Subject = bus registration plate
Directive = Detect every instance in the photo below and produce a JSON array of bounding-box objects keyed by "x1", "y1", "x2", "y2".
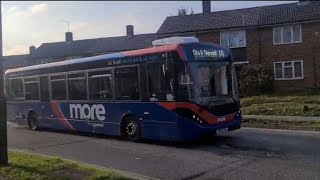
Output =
[{"x1": 216, "y1": 128, "x2": 228, "y2": 135}]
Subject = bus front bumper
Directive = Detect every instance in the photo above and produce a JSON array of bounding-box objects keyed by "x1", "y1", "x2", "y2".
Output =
[{"x1": 177, "y1": 116, "x2": 242, "y2": 141}]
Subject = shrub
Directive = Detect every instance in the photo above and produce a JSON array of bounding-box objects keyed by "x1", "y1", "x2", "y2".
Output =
[{"x1": 239, "y1": 64, "x2": 273, "y2": 96}]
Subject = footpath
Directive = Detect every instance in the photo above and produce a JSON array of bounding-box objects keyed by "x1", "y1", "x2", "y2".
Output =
[
  {"x1": 242, "y1": 115, "x2": 320, "y2": 131},
  {"x1": 243, "y1": 115, "x2": 320, "y2": 122}
]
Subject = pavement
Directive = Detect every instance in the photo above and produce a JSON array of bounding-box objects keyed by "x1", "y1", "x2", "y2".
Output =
[
  {"x1": 7, "y1": 122, "x2": 320, "y2": 180},
  {"x1": 243, "y1": 115, "x2": 320, "y2": 122}
]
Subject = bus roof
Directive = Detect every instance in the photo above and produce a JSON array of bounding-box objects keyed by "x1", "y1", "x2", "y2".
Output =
[{"x1": 5, "y1": 43, "x2": 183, "y2": 75}]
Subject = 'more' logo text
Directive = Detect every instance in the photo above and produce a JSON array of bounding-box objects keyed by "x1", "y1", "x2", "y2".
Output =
[{"x1": 69, "y1": 104, "x2": 105, "y2": 121}]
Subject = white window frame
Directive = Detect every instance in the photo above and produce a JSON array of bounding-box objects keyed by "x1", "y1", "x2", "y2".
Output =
[
  {"x1": 273, "y1": 24, "x2": 302, "y2": 45},
  {"x1": 273, "y1": 60, "x2": 304, "y2": 80},
  {"x1": 220, "y1": 30, "x2": 246, "y2": 48}
]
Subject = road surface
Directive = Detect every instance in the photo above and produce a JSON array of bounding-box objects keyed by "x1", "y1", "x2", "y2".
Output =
[{"x1": 8, "y1": 123, "x2": 320, "y2": 180}]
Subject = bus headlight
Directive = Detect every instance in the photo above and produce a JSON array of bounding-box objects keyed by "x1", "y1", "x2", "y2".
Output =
[
  {"x1": 174, "y1": 108, "x2": 207, "y2": 124},
  {"x1": 236, "y1": 108, "x2": 242, "y2": 117},
  {"x1": 192, "y1": 114, "x2": 203, "y2": 124}
]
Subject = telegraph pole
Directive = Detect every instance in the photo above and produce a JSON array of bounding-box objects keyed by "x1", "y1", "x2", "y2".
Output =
[{"x1": 0, "y1": 0, "x2": 8, "y2": 165}]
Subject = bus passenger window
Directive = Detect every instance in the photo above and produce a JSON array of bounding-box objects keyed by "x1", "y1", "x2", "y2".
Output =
[
  {"x1": 24, "y1": 77, "x2": 39, "y2": 100},
  {"x1": 50, "y1": 74, "x2": 66, "y2": 100},
  {"x1": 114, "y1": 66, "x2": 140, "y2": 100},
  {"x1": 10, "y1": 78, "x2": 24, "y2": 100},
  {"x1": 67, "y1": 72, "x2": 87, "y2": 100},
  {"x1": 88, "y1": 70, "x2": 113, "y2": 100}
]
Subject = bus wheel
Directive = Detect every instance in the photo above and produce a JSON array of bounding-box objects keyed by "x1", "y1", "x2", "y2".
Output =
[
  {"x1": 124, "y1": 119, "x2": 141, "y2": 142},
  {"x1": 27, "y1": 113, "x2": 39, "y2": 131}
]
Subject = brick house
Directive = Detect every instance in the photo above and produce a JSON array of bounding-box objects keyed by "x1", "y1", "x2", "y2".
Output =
[
  {"x1": 156, "y1": 1, "x2": 320, "y2": 91},
  {"x1": 3, "y1": 25, "x2": 157, "y2": 70}
]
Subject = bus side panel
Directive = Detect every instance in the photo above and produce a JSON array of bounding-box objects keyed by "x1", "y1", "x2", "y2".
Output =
[
  {"x1": 6, "y1": 102, "x2": 43, "y2": 127},
  {"x1": 139, "y1": 103, "x2": 181, "y2": 141},
  {"x1": 92, "y1": 102, "x2": 180, "y2": 138},
  {"x1": 42, "y1": 102, "x2": 93, "y2": 133},
  {"x1": 40, "y1": 102, "x2": 181, "y2": 139},
  {"x1": 40, "y1": 101, "x2": 76, "y2": 131}
]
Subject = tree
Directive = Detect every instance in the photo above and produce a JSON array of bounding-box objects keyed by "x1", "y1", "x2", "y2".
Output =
[
  {"x1": 190, "y1": 8, "x2": 194, "y2": 15},
  {"x1": 239, "y1": 64, "x2": 274, "y2": 96},
  {"x1": 177, "y1": 7, "x2": 194, "y2": 16},
  {"x1": 0, "y1": 1, "x2": 8, "y2": 166}
]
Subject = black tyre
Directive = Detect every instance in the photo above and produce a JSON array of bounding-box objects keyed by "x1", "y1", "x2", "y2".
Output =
[
  {"x1": 27, "y1": 113, "x2": 39, "y2": 131},
  {"x1": 124, "y1": 119, "x2": 141, "y2": 142}
]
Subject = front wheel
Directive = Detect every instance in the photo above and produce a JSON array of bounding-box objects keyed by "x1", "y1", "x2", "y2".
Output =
[
  {"x1": 27, "y1": 114, "x2": 39, "y2": 131},
  {"x1": 124, "y1": 119, "x2": 141, "y2": 142}
]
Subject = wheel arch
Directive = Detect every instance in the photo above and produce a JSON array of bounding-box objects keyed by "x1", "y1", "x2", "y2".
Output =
[
  {"x1": 120, "y1": 113, "x2": 135, "y2": 136},
  {"x1": 27, "y1": 109, "x2": 37, "y2": 121}
]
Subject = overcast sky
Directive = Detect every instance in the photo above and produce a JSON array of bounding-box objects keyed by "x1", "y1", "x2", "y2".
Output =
[{"x1": 2, "y1": 1, "x2": 295, "y2": 56}]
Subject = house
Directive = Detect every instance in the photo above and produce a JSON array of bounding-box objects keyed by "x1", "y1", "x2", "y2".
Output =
[
  {"x1": 157, "y1": 1, "x2": 320, "y2": 91},
  {"x1": 3, "y1": 54, "x2": 30, "y2": 71},
  {"x1": 3, "y1": 25, "x2": 157, "y2": 70}
]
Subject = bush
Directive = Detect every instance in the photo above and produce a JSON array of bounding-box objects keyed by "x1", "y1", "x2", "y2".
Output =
[{"x1": 239, "y1": 64, "x2": 273, "y2": 96}]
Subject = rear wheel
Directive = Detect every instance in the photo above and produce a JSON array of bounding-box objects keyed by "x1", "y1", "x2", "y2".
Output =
[
  {"x1": 27, "y1": 113, "x2": 38, "y2": 131},
  {"x1": 123, "y1": 119, "x2": 141, "y2": 142}
]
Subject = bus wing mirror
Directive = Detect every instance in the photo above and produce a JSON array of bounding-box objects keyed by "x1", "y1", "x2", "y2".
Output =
[{"x1": 162, "y1": 63, "x2": 167, "y2": 76}]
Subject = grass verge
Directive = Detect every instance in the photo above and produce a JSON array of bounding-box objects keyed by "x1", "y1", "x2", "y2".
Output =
[
  {"x1": 241, "y1": 95, "x2": 320, "y2": 116},
  {"x1": 0, "y1": 151, "x2": 132, "y2": 180},
  {"x1": 242, "y1": 118, "x2": 320, "y2": 131}
]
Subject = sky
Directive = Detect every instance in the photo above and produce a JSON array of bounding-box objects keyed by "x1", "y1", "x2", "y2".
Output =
[{"x1": 2, "y1": 1, "x2": 295, "y2": 56}]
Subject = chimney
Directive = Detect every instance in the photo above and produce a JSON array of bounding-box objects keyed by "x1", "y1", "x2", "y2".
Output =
[
  {"x1": 65, "y1": 32, "x2": 73, "y2": 42},
  {"x1": 126, "y1": 25, "x2": 134, "y2": 36},
  {"x1": 202, "y1": 0, "x2": 211, "y2": 13},
  {"x1": 29, "y1": 45, "x2": 36, "y2": 55}
]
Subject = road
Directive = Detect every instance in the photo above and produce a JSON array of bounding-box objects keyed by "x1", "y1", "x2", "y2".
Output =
[{"x1": 7, "y1": 123, "x2": 320, "y2": 180}]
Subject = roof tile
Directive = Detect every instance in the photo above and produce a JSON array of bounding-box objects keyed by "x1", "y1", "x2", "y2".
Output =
[
  {"x1": 32, "y1": 33, "x2": 158, "y2": 59},
  {"x1": 157, "y1": 2, "x2": 320, "y2": 34}
]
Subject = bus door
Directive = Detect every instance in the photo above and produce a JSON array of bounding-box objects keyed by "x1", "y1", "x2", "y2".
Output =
[{"x1": 39, "y1": 75, "x2": 51, "y2": 127}]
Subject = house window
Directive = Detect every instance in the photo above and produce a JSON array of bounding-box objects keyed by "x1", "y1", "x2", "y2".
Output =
[
  {"x1": 220, "y1": 30, "x2": 246, "y2": 48},
  {"x1": 273, "y1": 25, "x2": 302, "y2": 44},
  {"x1": 274, "y1": 60, "x2": 303, "y2": 80}
]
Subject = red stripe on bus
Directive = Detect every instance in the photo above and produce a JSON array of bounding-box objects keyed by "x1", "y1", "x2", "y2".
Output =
[
  {"x1": 158, "y1": 102, "x2": 236, "y2": 125},
  {"x1": 122, "y1": 44, "x2": 182, "y2": 58},
  {"x1": 51, "y1": 101, "x2": 75, "y2": 130}
]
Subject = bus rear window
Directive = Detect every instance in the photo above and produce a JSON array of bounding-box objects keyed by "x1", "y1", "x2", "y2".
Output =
[{"x1": 10, "y1": 79, "x2": 24, "y2": 100}]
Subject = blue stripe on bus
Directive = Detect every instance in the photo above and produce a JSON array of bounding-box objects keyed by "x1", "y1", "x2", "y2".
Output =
[{"x1": 5, "y1": 53, "x2": 126, "y2": 74}]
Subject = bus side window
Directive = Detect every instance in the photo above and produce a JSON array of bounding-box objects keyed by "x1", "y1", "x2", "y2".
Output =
[
  {"x1": 9, "y1": 78, "x2": 24, "y2": 100},
  {"x1": 40, "y1": 76, "x2": 50, "y2": 101},
  {"x1": 50, "y1": 74, "x2": 67, "y2": 100},
  {"x1": 147, "y1": 62, "x2": 174, "y2": 101},
  {"x1": 67, "y1": 72, "x2": 87, "y2": 100},
  {"x1": 139, "y1": 64, "x2": 149, "y2": 101},
  {"x1": 88, "y1": 70, "x2": 113, "y2": 100},
  {"x1": 114, "y1": 66, "x2": 140, "y2": 100},
  {"x1": 24, "y1": 77, "x2": 39, "y2": 100}
]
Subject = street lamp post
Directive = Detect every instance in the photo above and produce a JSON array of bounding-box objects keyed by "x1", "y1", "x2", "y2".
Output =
[{"x1": 0, "y1": 0, "x2": 8, "y2": 165}]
